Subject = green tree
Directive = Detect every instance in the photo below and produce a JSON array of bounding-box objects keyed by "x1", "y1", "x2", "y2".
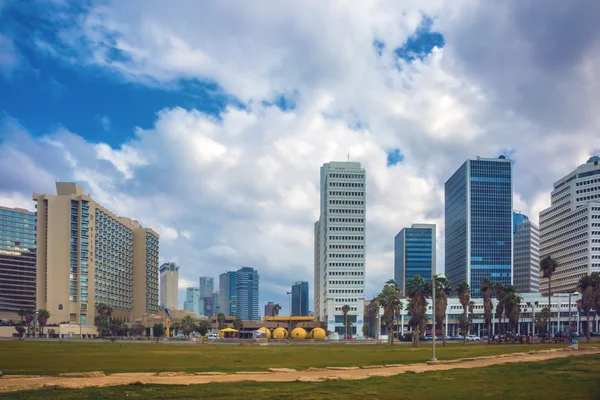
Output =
[
  {"x1": 18, "y1": 309, "x2": 27, "y2": 324},
  {"x1": 341, "y1": 304, "x2": 351, "y2": 339},
  {"x1": 232, "y1": 317, "x2": 243, "y2": 332},
  {"x1": 15, "y1": 325, "x2": 25, "y2": 338},
  {"x1": 480, "y1": 278, "x2": 494, "y2": 344},
  {"x1": 406, "y1": 274, "x2": 428, "y2": 347},
  {"x1": 426, "y1": 275, "x2": 451, "y2": 347},
  {"x1": 153, "y1": 323, "x2": 165, "y2": 337},
  {"x1": 24, "y1": 309, "x2": 34, "y2": 327},
  {"x1": 197, "y1": 319, "x2": 212, "y2": 336},
  {"x1": 455, "y1": 281, "x2": 470, "y2": 344},
  {"x1": 503, "y1": 292, "x2": 522, "y2": 337},
  {"x1": 374, "y1": 279, "x2": 402, "y2": 345},
  {"x1": 217, "y1": 313, "x2": 226, "y2": 330},
  {"x1": 273, "y1": 304, "x2": 281, "y2": 317},
  {"x1": 181, "y1": 315, "x2": 196, "y2": 336},
  {"x1": 494, "y1": 283, "x2": 505, "y2": 341},
  {"x1": 540, "y1": 255, "x2": 558, "y2": 335},
  {"x1": 579, "y1": 272, "x2": 600, "y2": 342},
  {"x1": 95, "y1": 303, "x2": 113, "y2": 337},
  {"x1": 37, "y1": 309, "x2": 50, "y2": 337},
  {"x1": 535, "y1": 306, "x2": 551, "y2": 335}
]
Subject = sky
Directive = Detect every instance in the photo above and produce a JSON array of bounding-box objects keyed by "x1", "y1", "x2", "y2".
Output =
[{"x1": 0, "y1": 0, "x2": 599, "y2": 315}]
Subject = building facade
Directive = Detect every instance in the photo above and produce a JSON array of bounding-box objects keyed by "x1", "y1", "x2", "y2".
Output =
[
  {"x1": 445, "y1": 156, "x2": 513, "y2": 297},
  {"x1": 0, "y1": 206, "x2": 37, "y2": 319},
  {"x1": 264, "y1": 301, "x2": 275, "y2": 317},
  {"x1": 236, "y1": 266, "x2": 259, "y2": 321},
  {"x1": 159, "y1": 262, "x2": 179, "y2": 309},
  {"x1": 219, "y1": 271, "x2": 237, "y2": 316},
  {"x1": 33, "y1": 182, "x2": 159, "y2": 326},
  {"x1": 394, "y1": 224, "x2": 436, "y2": 296},
  {"x1": 292, "y1": 281, "x2": 309, "y2": 316},
  {"x1": 183, "y1": 287, "x2": 200, "y2": 314},
  {"x1": 513, "y1": 212, "x2": 540, "y2": 293},
  {"x1": 539, "y1": 156, "x2": 600, "y2": 294},
  {"x1": 314, "y1": 161, "x2": 366, "y2": 335},
  {"x1": 199, "y1": 277, "x2": 214, "y2": 298}
]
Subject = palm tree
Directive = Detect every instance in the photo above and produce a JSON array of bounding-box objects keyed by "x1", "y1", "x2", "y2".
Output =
[
  {"x1": 197, "y1": 319, "x2": 212, "y2": 337},
  {"x1": 480, "y1": 278, "x2": 494, "y2": 344},
  {"x1": 217, "y1": 313, "x2": 226, "y2": 330},
  {"x1": 181, "y1": 315, "x2": 196, "y2": 336},
  {"x1": 494, "y1": 283, "x2": 505, "y2": 342},
  {"x1": 37, "y1": 309, "x2": 50, "y2": 337},
  {"x1": 18, "y1": 309, "x2": 26, "y2": 324},
  {"x1": 232, "y1": 317, "x2": 243, "y2": 332},
  {"x1": 374, "y1": 279, "x2": 402, "y2": 345},
  {"x1": 273, "y1": 304, "x2": 281, "y2": 317},
  {"x1": 15, "y1": 326, "x2": 26, "y2": 338},
  {"x1": 503, "y1": 292, "x2": 522, "y2": 339},
  {"x1": 427, "y1": 275, "x2": 451, "y2": 347},
  {"x1": 540, "y1": 255, "x2": 558, "y2": 335},
  {"x1": 579, "y1": 272, "x2": 600, "y2": 343},
  {"x1": 406, "y1": 274, "x2": 428, "y2": 347},
  {"x1": 24, "y1": 309, "x2": 34, "y2": 327},
  {"x1": 342, "y1": 304, "x2": 351, "y2": 339},
  {"x1": 455, "y1": 281, "x2": 470, "y2": 344}
]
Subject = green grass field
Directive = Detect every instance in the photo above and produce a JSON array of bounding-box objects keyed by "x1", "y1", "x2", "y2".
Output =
[
  {"x1": 2, "y1": 354, "x2": 599, "y2": 400},
  {"x1": 0, "y1": 340, "x2": 596, "y2": 375}
]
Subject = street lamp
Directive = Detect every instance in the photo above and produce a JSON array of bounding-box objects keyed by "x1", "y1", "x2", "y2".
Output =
[
  {"x1": 431, "y1": 274, "x2": 447, "y2": 362},
  {"x1": 568, "y1": 292, "x2": 580, "y2": 346},
  {"x1": 287, "y1": 291, "x2": 292, "y2": 337}
]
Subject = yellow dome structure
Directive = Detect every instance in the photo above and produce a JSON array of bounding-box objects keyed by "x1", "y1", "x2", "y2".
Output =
[
  {"x1": 310, "y1": 328, "x2": 327, "y2": 340},
  {"x1": 291, "y1": 327, "x2": 307, "y2": 340},
  {"x1": 257, "y1": 327, "x2": 271, "y2": 339},
  {"x1": 272, "y1": 327, "x2": 289, "y2": 339}
]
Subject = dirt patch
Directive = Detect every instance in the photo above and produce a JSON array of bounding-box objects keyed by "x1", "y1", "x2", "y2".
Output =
[
  {"x1": 268, "y1": 368, "x2": 297, "y2": 373},
  {"x1": 1, "y1": 348, "x2": 599, "y2": 393},
  {"x1": 59, "y1": 372, "x2": 105, "y2": 378}
]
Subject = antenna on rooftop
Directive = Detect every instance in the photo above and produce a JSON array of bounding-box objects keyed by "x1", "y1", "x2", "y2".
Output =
[{"x1": 347, "y1": 150, "x2": 350, "y2": 162}]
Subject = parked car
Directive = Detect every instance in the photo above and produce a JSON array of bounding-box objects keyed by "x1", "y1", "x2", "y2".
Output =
[
  {"x1": 207, "y1": 333, "x2": 218, "y2": 340},
  {"x1": 451, "y1": 334, "x2": 464, "y2": 341},
  {"x1": 466, "y1": 335, "x2": 481, "y2": 342}
]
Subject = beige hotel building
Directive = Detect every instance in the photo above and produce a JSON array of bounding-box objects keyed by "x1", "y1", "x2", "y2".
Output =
[{"x1": 33, "y1": 183, "x2": 160, "y2": 326}]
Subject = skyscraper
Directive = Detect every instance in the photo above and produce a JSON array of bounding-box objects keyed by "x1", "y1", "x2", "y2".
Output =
[
  {"x1": 513, "y1": 212, "x2": 540, "y2": 293},
  {"x1": 0, "y1": 206, "x2": 36, "y2": 319},
  {"x1": 394, "y1": 224, "x2": 436, "y2": 295},
  {"x1": 292, "y1": 281, "x2": 309, "y2": 316},
  {"x1": 199, "y1": 277, "x2": 214, "y2": 298},
  {"x1": 314, "y1": 161, "x2": 366, "y2": 335},
  {"x1": 539, "y1": 156, "x2": 600, "y2": 294},
  {"x1": 219, "y1": 271, "x2": 237, "y2": 316},
  {"x1": 183, "y1": 287, "x2": 200, "y2": 314},
  {"x1": 33, "y1": 182, "x2": 159, "y2": 326},
  {"x1": 236, "y1": 266, "x2": 259, "y2": 321},
  {"x1": 445, "y1": 156, "x2": 513, "y2": 297},
  {"x1": 264, "y1": 301, "x2": 275, "y2": 317},
  {"x1": 159, "y1": 262, "x2": 179, "y2": 309}
]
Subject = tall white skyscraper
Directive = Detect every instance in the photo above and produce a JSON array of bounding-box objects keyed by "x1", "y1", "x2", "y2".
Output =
[
  {"x1": 159, "y1": 262, "x2": 179, "y2": 309},
  {"x1": 314, "y1": 161, "x2": 366, "y2": 336},
  {"x1": 539, "y1": 156, "x2": 600, "y2": 294}
]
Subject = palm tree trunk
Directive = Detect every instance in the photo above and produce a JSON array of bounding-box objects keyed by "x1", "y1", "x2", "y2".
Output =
[
  {"x1": 548, "y1": 276, "x2": 552, "y2": 337},
  {"x1": 388, "y1": 323, "x2": 393, "y2": 345},
  {"x1": 463, "y1": 309, "x2": 467, "y2": 345},
  {"x1": 413, "y1": 325, "x2": 420, "y2": 347},
  {"x1": 587, "y1": 311, "x2": 591, "y2": 343},
  {"x1": 441, "y1": 320, "x2": 446, "y2": 347}
]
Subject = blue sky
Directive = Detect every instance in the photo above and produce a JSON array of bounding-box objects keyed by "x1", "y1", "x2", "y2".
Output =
[{"x1": 0, "y1": 0, "x2": 596, "y2": 314}]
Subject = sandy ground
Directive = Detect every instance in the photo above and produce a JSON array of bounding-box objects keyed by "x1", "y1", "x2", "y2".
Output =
[{"x1": 1, "y1": 347, "x2": 598, "y2": 393}]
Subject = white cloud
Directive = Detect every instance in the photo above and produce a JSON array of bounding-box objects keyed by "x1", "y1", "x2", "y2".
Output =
[
  {"x1": 2, "y1": 0, "x2": 600, "y2": 313},
  {"x1": 99, "y1": 115, "x2": 111, "y2": 131},
  {"x1": 0, "y1": 33, "x2": 18, "y2": 75}
]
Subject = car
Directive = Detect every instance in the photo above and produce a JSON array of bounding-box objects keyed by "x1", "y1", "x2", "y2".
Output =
[
  {"x1": 466, "y1": 335, "x2": 481, "y2": 342},
  {"x1": 207, "y1": 333, "x2": 218, "y2": 340},
  {"x1": 451, "y1": 334, "x2": 464, "y2": 341}
]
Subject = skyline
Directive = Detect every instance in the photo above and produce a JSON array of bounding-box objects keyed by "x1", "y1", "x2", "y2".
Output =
[{"x1": 1, "y1": 1, "x2": 599, "y2": 315}]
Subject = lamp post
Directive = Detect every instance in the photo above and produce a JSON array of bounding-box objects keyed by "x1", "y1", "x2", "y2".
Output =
[
  {"x1": 431, "y1": 274, "x2": 447, "y2": 362},
  {"x1": 568, "y1": 292, "x2": 580, "y2": 346},
  {"x1": 287, "y1": 291, "x2": 292, "y2": 337}
]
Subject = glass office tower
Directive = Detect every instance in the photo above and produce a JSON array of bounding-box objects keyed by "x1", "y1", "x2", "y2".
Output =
[
  {"x1": 292, "y1": 281, "x2": 309, "y2": 316},
  {"x1": 394, "y1": 224, "x2": 436, "y2": 296},
  {"x1": 445, "y1": 156, "x2": 513, "y2": 297}
]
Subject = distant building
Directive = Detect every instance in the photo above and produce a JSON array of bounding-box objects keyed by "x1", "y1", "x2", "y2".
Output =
[
  {"x1": 199, "y1": 276, "x2": 214, "y2": 298},
  {"x1": 33, "y1": 182, "x2": 159, "y2": 326},
  {"x1": 394, "y1": 224, "x2": 436, "y2": 295},
  {"x1": 211, "y1": 291, "x2": 220, "y2": 316},
  {"x1": 445, "y1": 156, "x2": 513, "y2": 297},
  {"x1": 159, "y1": 262, "x2": 179, "y2": 309},
  {"x1": 540, "y1": 156, "x2": 600, "y2": 294},
  {"x1": 314, "y1": 161, "x2": 366, "y2": 336},
  {"x1": 513, "y1": 212, "x2": 540, "y2": 293},
  {"x1": 264, "y1": 301, "x2": 275, "y2": 317},
  {"x1": 292, "y1": 281, "x2": 309, "y2": 316},
  {"x1": 183, "y1": 287, "x2": 200, "y2": 314},
  {"x1": 219, "y1": 271, "x2": 237, "y2": 316},
  {"x1": 0, "y1": 206, "x2": 36, "y2": 319},
  {"x1": 236, "y1": 266, "x2": 259, "y2": 321}
]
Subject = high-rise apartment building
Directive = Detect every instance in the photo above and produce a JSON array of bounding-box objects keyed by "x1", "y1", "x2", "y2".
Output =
[
  {"x1": 394, "y1": 224, "x2": 436, "y2": 296},
  {"x1": 33, "y1": 182, "x2": 159, "y2": 326},
  {"x1": 183, "y1": 287, "x2": 200, "y2": 314},
  {"x1": 211, "y1": 291, "x2": 219, "y2": 316},
  {"x1": 264, "y1": 301, "x2": 275, "y2": 317},
  {"x1": 314, "y1": 161, "x2": 366, "y2": 335},
  {"x1": 199, "y1": 276, "x2": 214, "y2": 298},
  {"x1": 539, "y1": 156, "x2": 600, "y2": 294},
  {"x1": 236, "y1": 266, "x2": 259, "y2": 321},
  {"x1": 219, "y1": 271, "x2": 237, "y2": 316},
  {"x1": 0, "y1": 206, "x2": 36, "y2": 319},
  {"x1": 513, "y1": 212, "x2": 540, "y2": 293},
  {"x1": 292, "y1": 281, "x2": 309, "y2": 316},
  {"x1": 159, "y1": 262, "x2": 179, "y2": 309},
  {"x1": 445, "y1": 156, "x2": 513, "y2": 297}
]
